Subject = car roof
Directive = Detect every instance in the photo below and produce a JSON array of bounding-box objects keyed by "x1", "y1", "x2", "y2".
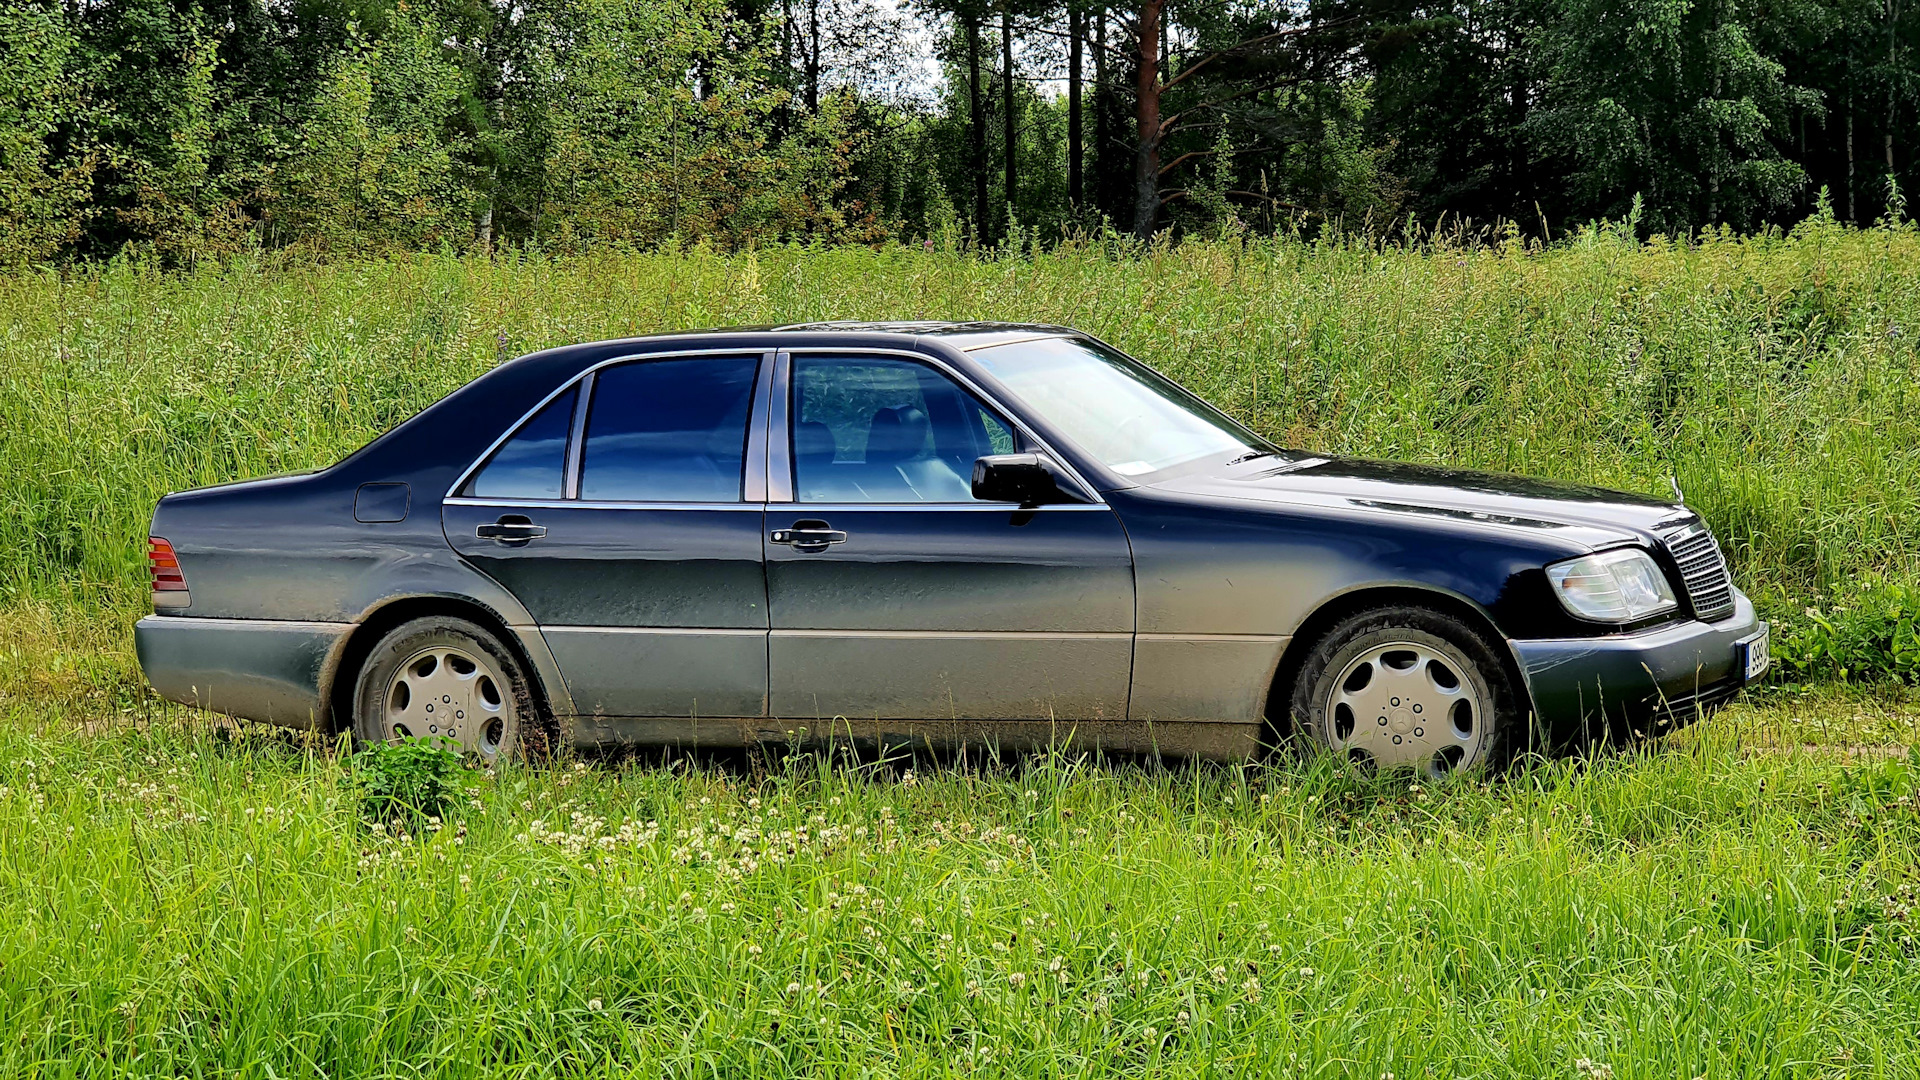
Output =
[
  {"x1": 768, "y1": 321, "x2": 1076, "y2": 350},
  {"x1": 566, "y1": 321, "x2": 1081, "y2": 352}
]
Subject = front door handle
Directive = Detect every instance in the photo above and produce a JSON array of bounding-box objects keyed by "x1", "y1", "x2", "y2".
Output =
[
  {"x1": 771, "y1": 519, "x2": 848, "y2": 552},
  {"x1": 476, "y1": 515, "x2": 547, "y2": 545}
]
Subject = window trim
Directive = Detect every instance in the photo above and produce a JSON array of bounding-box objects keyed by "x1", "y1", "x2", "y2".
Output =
[
  {"x1": 446, "y1": 348, "x2": 776, "y2": 504},
  {"x1": 445, "y1": 344, "x2": 1103, "y2": 509},
  {"x1": 772, "y1": 346, "x2": 1103, "y2": 507},
  {"x1": 457, "y1": 382, "x2": 580, "y2": 503}
]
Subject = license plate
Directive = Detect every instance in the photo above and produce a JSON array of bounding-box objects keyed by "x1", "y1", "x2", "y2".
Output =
[{"x1": 1739, "y1": 624, "x2": 1770, "y2": 683}]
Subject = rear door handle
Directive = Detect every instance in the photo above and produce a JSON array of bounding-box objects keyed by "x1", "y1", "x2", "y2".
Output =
[
  {"x1": 476, "y1": 515, "x2": 547, "y2": 544},
  {"x1": 771, "y1": 519, "x2": 847, "y2": 551}
]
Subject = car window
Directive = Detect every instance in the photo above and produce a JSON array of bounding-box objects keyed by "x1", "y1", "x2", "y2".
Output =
[
  {"x1": 792, "y1": 356, "x2": 1016, "y2": 503},
  {"x1": 580, "y1": 356, "x2": 760, "y2": 502},
  {"x1": 970, "y1": 336, "x2": 1274, "y2": 477},
  {"x1": 466, "y1": 386, "x2": 578, "y2": 499}
]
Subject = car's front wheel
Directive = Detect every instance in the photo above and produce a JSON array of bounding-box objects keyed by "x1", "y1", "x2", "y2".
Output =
[
  {"x1": 1290, "y1": 605, "x2": 1525, "y2": 777},
  {"x1": 353, "y1": 616, "x2": 534, "y2": 763}
]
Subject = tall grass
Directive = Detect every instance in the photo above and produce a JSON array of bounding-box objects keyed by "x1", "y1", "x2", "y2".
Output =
[{"x1": 4, "y1": 221, "x2": 1918, "y2": 625}]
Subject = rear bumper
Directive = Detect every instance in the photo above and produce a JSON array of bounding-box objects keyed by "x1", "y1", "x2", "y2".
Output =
[
  {"x1": 1511, "y1": 589, "x2": 1761, "y2": 738},
  {"x1": 134, "y1": 615, "x2": 352, "y2": 730}
]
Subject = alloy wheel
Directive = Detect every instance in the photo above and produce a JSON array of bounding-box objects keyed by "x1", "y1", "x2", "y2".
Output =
[
  {"x1": 383, "y1": 644, "x2": 512, "y2": 759},
  {"x1": 1324, "y1": 638, "x2": 1490, "y2": 777}
]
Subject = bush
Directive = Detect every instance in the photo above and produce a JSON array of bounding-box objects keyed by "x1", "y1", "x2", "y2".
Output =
[
  {"x1": 349, "y1": 737, "x2": 471, "y2": 824},
  {"x1": 1772, "y1": 577, "x2": 1920, "y2": 685}
]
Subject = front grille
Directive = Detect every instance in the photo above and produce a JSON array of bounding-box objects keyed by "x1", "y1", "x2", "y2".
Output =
[{"x1": 1660, "y1": 523, "x2": 1736, "y2": 622}]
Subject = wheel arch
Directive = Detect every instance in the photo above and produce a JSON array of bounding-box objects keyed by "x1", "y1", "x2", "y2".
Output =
[
  {"x1": 1261, "y1": 585, "x2": 1536, "y2": 742},
  {"x1": 323, "y1": 594, "x2": 558, "y2": 737}
]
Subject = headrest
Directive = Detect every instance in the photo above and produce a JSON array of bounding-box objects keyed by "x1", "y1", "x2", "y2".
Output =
[
  {"x1": 794, "y1": 420, "x2": 837, "y2": 466},
  {"x1": 865, "y1": 406, "x2": 931, "y2": 464}
]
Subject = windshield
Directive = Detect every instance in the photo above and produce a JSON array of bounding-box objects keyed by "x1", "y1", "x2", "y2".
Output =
[{"x1": 969, "y1": 336, "x2": 1274, "y2": 477}]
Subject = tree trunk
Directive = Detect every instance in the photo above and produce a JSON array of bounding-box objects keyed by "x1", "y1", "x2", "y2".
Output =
[
  {"x1": 1003, "y1": 8, "x2": 1017, "y2": 228},
  {"x1": 1068, "y1": 4, "x2": 1083, "y2": 206},
  {"x1": 1131, "y1": 0, "x2": 1163, "y2": 240},
  {"x1": 1889, "y1": 0, "x2": 1900, "y2": 176},
  {"x1": 967, "y1": 17, "x2": 990, "y2": 240},
  {"x1": 806, "y1": 0, "x2": 820, "y2": 110},
  {"x1": 1094, "y1": 10, "x2": 1108, "y2": 218}
]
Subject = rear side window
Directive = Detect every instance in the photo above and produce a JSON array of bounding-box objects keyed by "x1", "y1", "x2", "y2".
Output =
[
  {"x1": 580, "y1": 356, "x2": 760, "y2": 502},
  {"x1": 466, "y1": 386, "x2": 578, "y2": 499}
]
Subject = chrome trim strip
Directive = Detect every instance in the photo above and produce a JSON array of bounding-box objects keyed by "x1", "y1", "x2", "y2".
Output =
[
  {"x1": 137, "y1": 615, "x2": 353, "y2": 632},
  {"x1": 1136, "y1": 633, "x2": 1286, "y2": 643},
  {"x1": 542, "y1": 625, "x2": 767, "y2": 636},
  {"x1": 956, "y1": 332, "x2": 1067, "y2": 352},
  {"x1": 561, "y1": 370, "x2": 594, "y2": 500},
  {"x1": 444, "y1": 347, "x2": 775, "y2": 501},
  {"x1": 445, "y1": 497, "x2": 764, "y2": 512},
  {"x1": 775, "y1": 345, "x2": 1104, "y2": 505},
  {"x1": 446, "y1": 496, "x2": 1107, "y2": 513},
  {"x1": 765, "y1": 502, "x2": 1112, "y2": 513},
  {"x1": 767, "y1": 350, "x2": 795, "y2": 503},
  {"x1": 742, "y1": 351, "x2": 776, "y2": 502},
  {"x1": 770, "y1": 629, "x2": 1131, "y2": 640}
]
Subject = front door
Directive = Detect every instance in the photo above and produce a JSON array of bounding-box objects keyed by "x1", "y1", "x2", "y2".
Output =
[
  {"x1": 444, "y1": 353, "x2": 770, "y2": 721},
  {"x1": 764, "y1": 353, "x2": 1135, "y2": 724}
]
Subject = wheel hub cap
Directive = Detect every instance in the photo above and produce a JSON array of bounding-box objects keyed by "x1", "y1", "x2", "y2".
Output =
[
  {"x1": 384, "y1": 646, "x2": 510, "y2": 759},
  {"x1": 1325, "y1": 640, "x2": 1488, "y2": 776}
]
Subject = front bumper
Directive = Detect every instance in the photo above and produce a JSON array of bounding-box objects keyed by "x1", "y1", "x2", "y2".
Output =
[
  {"x1": 1510, "y1": 588, "x2": 1762, "y2": 738},
  {"x1": 134, "y1": 615, "x2": 353, "y2": 730}
]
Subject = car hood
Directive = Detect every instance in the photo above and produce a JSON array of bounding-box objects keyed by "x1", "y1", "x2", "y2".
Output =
[{"x1": 1146, "y1": 454, "x2": 1696, "y2": 546}]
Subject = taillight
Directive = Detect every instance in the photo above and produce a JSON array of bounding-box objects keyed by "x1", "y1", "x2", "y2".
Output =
[{"x1": 148, "y1": 537, "x2": 189, "y2": 605}]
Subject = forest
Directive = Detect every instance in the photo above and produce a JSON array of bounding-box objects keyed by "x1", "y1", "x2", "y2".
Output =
[{"x1": 2, "y1": 0, "x2": 1916, "y2": 263}]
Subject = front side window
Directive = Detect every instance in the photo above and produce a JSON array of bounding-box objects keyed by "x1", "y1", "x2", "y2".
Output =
[
  {"x1": 466, "y1": 386, "x2": 578, "y2": 499},
  {"x1": 969, "y1": 336, "x2": 1274, "y2": 478},
  {"x1": 580, "y1": 356, "x2": 760, "y2": 502},
  {"x1": 792, "y1": 356, "x2": 1015, "y2": 503}
]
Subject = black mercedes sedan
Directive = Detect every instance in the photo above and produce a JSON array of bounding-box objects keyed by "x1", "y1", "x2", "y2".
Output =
[{"x1": 136, "y1": 322, "x2": 1767, "y2": 775}]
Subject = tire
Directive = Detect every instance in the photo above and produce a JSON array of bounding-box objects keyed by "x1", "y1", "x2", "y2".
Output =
[
  {"x1": 1288, "y1": 605, "x2": 1526, "y2": 777},
  {"x1": 352, "y1": 616, "x2": 542, "y2": 763}
]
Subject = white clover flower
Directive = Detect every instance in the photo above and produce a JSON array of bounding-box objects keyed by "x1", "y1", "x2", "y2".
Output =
[{"x1": 587, "y1": 998, "x2": 603, "y2": 1012}]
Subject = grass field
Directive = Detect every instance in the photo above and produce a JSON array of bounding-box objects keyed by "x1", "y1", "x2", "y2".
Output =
[
  {"x1": 5, "y1": 226, "x2": 1920, "y2": 1074},
  {"x1": 3, "y1": 674, "x2": 1920, "y2": 1077}
]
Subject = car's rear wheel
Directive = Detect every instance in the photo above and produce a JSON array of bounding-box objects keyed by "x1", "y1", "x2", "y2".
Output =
[
  {"x1": 353, "y1": 617, "x2": 532, "y2": 763},
  {"x1": 1290, "y1": 605, "x2": 1525, "y2": 778}
]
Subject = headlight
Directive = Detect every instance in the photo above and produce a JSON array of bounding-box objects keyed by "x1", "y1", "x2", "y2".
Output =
[{"x1": 1545, "y1": 548, "x2": 1678, "y2": 622}]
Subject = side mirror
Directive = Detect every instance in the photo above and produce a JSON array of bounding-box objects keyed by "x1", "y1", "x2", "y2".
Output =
[{"x1": 971, "y1": 453, "x2": 1066, "y2": 506}]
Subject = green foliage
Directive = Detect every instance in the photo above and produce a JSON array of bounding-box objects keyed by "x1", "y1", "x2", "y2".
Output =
[
  {"x1": 0, "y1": 2, "x2": 94, "y2": 264},
  {"x1": 1526, "y1": 0, "x2": 1817, "y2": 233},
  {"x1": 264, "y1": 15, "x2": 471, "y2": 253},
  {"x1": 1775, "y1": 577, "x2": 1920, "y2": 685},
  {"x1": 349, "y1": 736, "x2": 471, "y2": 823}
]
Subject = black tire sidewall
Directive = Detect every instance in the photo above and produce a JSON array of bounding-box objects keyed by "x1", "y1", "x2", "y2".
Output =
[
  {"x1": 1289, "y1": 605, "x2": 1527, "y2": 771},
  {"x1": 352, "y1": 617, "x2": 534, "y2": 760}
]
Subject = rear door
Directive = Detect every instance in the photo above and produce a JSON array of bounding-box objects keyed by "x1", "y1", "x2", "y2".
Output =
[
  {"x1": 764, "y1": 350, "x2": 1135, "y2": 723},
  {"x1": 444, "y1": 352, "x2": 772, "y2": 721}
]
